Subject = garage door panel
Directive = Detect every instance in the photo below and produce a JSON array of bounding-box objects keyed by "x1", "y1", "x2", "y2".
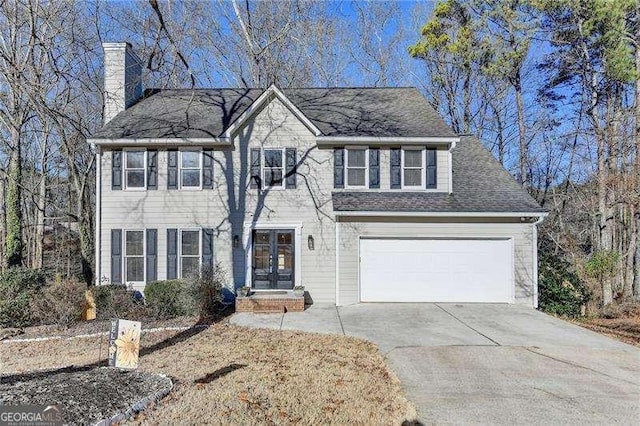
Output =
[{"x1": 360, "y1": 238, "x2": 513, "y2": 303}]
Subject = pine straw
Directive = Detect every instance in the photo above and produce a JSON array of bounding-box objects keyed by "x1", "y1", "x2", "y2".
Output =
[
  {"x1": 576, "y1": 316, "x2": 640, "y2": 347},
  {"x1": 1, "y1": 323, "x2": 417, "y2": 424}
]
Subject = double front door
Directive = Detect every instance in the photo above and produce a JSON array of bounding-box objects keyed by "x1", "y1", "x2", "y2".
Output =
[{"x1": 252, "y1": 229, "x2": 295, "y2": 289}]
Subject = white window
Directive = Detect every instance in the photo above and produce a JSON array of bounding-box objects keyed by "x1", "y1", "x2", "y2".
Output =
[
  {"x1": 262, "y1": 148, "x2": 285, "y2": 189},
  {"x1": 180, "y1": 150, "x2": 201, "y2": 189},
  {"x1": 180, "y1": 229, "x2": 200, "y2": 278},
  {"x1": 402, "y1": 148, "x2": 424, "y2": 188},
  {"x1": 125, "y1": 230, "x2": 145, "y2": 282},
  {"x1": 124, "y1": 150, "x2": 146, "y2": 189},
  {"x1": 346, "y1": 147, "x2": 368, "y2": 187}
]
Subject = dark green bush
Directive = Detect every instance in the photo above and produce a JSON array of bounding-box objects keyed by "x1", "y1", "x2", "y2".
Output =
[
  {"x1": 144, "y1": 280, "x2": 192, "y2": 319},
  {"x1": 538, "y1": 252, "x2": 590, "y2": 318},
  {"x1": 0, "y1": 267, "x2": 46, "y2": 328},
  {"x1": 91, "y1": 284, "x2": 146, "y2": 320}
]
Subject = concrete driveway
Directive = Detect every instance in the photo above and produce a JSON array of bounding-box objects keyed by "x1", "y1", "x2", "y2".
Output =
[{"x1": 231, "y1": 303, "x2": 640, "y2": 424}]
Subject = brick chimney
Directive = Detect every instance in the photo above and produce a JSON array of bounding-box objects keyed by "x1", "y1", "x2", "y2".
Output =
[{"x1": 102, "y1": 42, "x2": 142, "y2": 124}]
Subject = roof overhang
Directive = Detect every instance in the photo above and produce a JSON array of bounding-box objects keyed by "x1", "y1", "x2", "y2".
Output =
[
  {"x1": 334, "y1": 211, "x2": 549, "y2": 218},
  {"x1": 316, "y1": 136, "x2": 460, "y2": 146},
  {"x1": 224, "y1": 84, "x2": 322, "y2": 138},
  {"x1": 87, "y1": 137, "x2": 230, "y2": 147}
]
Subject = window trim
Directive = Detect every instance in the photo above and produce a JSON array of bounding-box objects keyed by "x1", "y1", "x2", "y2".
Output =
[
  {"x1": 179, "y1": 148, "x2": 203, "y2": 190},
  {"x1": 261, "y1": 148, "x2": 286, "y2": 190},
  {"x1": 123, "y1": 148, "x2": 147, "y2": 191},
  {"x1": 401, "y1": 147, "x2": 426, "y2": 189},
  {"x1": 179, "y1": 228, "x2": 201, "y2": 278},
  {"x1": 345, "y1": 146, "x2": 369, "y2": 189},
  {"x1": 124, "y1": 229, "x2": 145, "y2": 284}
]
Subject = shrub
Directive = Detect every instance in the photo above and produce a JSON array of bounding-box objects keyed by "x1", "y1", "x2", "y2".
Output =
[
  {"x1": 144, "y1": 280, "x2": 192, "y2": 319},
  {"x1": 602, "y1": 303, "x2": 622, "y2": 319},
  {"x1": 145, "y1": 265, "x2": 225, "y2": 319},
  {"x1": 189, "y1": 264, "x2": 224, "y2": 317},
  {"x1": 31, "y1": 278, "x2": 87, "y2": 327},
  {"x1": 602, "y1": 301, "x2": 640, "y2": 319},
  {"x1": 0, "y1": 267, "x2": 46, "y2": 328},
  {"x1": 91, "y1": 284, "x2": 146, "y2": 320},
  {"x1": 538, "y1": 252, "x2": 590, "y2": 318},
  {"x1": 584, "y1": 250, "x2": 620, "y2": 280}
]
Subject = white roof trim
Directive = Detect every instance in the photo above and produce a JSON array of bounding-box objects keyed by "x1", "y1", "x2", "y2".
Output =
[
  {"x1": 317, "y1": 136, "x2": 460, "y2": 145},
  {"x1": 223, "y1": 84, "x2": 322, "y2": 138},
  {"x1": 334, "y1": 211, "x2": 549, "y2": 218},
  {"x1": 88, "y1": 137, "x2": 229, "y2": 146}
]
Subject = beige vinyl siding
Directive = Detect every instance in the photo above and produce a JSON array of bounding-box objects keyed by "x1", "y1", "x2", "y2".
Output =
[
  {"x1": 336, "y1": 217, "x2": 535, "y2": 306},
  {"x1": 100, "y1": 97, "x2": 337, "y2": 302}
]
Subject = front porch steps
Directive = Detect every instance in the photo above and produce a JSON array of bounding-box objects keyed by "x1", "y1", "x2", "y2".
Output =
[{"x1": 235, "y1": 291, "x2": 305, "y2": 313}]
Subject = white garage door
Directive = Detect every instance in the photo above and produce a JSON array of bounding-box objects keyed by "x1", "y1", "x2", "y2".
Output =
[{"x1": 359, "y1": 238, "x2": 513, "y2": 303}]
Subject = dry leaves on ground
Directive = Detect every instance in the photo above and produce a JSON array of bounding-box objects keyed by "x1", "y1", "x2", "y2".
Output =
[{"x1": 1, "y1": 323, "x2": 417, "y2": 424}]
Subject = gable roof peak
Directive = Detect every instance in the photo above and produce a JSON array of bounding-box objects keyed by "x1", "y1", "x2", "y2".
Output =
[{"x1": 223, "y1": 84, "x2": 322, "y2": 138}]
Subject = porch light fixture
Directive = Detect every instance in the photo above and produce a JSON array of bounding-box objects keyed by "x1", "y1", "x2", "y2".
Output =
[
  {"x1": 308, "y1": 235, "x2": 315, "y2": 250},
  {"x1": 233, "y1": 235, "x2": 240, "y2": 248}
]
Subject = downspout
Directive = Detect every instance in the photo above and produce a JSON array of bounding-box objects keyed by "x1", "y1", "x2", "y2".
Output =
[
  {"x1": 449, "y1": 141, "x2": 456, "y2": 194},
  {"x1": 532, "y1": 215, "x2": 546, "y2": 308},
  {"x1": 94, "y1": 147, "x2": 102, "y2": 286},
  {"x1": 335, "y1": 219, "x2": 340, "y2": 306}
]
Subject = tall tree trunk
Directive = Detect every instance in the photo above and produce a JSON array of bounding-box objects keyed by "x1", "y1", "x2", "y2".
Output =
[
  {"x1": 0, "y1": 177, "x2": 4, "y2": 271},
  {"x1": 514, "y1": 70, "x2": 528, "y2": 186},
  {"x1": 34, "y1": 143, "x2": 47, "y2": 269},
  {"x1": 634, "y1": 22, "x2": 640, "y2": 299},
  {"x1": 462, "y1": 66, "x2": 471, "y2": 134},
  {"x1": 5, "y1": 126, "x2": 23, "y2": 267},
  {"x1": 77, "y1": 189, "x2": 94, "y2": 285},
  {"x1": 627, "y1": 205, "x2": 638, "y2": 298}
]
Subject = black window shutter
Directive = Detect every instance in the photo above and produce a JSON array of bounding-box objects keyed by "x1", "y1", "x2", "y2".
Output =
[
  {"x1": 111, "y1": 229, "x2": 122, "y2": 284},
  {"x1": 426, "y1": 148, "x2": 437, "y2": 189},
  {"x1": 334, "y1": 148, "x2": 344, "y2": 188},
  {"x1": 167, "y1": 150, "x2": 178, "y2": 190},
  {"x1": 167, "y1": 229, "x2": 178, "y2": 279},
  {"x1": 250, "y1": 148, "x2": 261, "y2": 189},
  {"x1": 146, "y1": 229, "x2": 157, "y2": 282},
  {"x1": 203, "y1": 150, "x2": 214, "y2": 189},
  {"x1": 369, "y1": 148, "x2": 380, "y2": 189},
  {"x1": 147, "y1": 150, "x2": 158, "y2": 190},
  {"x1": 390, "y1": 148, "x2": 401, "y2": 189},
  {"x1": 202, "y1": 228, "x2": 214, "y2": 267},
  {"x1": 112, "y1": 151, "x2": 122, "y2": 190},
  {"x1": 285, "y1": 148, "x2": 297, "y2": 189}
]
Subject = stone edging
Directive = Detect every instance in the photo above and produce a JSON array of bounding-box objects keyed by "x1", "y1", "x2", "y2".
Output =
[
  {"x1": 93, "y1": 373, "x2": 173, "y2": 426},
  {"x1": 1, "y1": 324, "x2": 210, "y2": 344}
]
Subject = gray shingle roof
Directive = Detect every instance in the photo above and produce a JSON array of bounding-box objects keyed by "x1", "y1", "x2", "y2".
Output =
[
  {"x1": 91, "y1": 87, "x2": 457, "y2": 139},
  {"x1": 332, "y1": 136, "x2": 546, "y2": 214}
]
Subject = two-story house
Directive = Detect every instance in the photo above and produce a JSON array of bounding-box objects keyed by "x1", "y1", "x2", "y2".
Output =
[{"x1": 89, "y1": 42, "x2": 547, "y2": 307}]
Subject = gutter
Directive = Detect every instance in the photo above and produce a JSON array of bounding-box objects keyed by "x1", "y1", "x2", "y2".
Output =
[
  {"x1": 333, "y1": 211, "x2": 549, "y2": 218},
  {"x1": 532, "y1": 215, "x2": 546, "y2": 309},
  {"x1": 87, "y1": 137, "x2": 229, "y2": 147},
  {"x1": 316, "y1": 136, "x2": 460, "y2": 145}
]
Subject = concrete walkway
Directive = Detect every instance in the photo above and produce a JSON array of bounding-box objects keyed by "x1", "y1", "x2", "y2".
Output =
[{"x1": 230, "y1": 303, "x2": 640, "y2": 425}]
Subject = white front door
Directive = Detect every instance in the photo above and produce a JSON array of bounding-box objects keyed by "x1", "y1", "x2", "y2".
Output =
[{"x1": 359, "y1": 238, "x2": 513, "y2": 303}]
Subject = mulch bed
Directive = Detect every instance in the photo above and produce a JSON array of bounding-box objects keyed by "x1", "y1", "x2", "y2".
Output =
[{"x1": 0, "y1": 367, "x2": 172, "y2": 425}]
